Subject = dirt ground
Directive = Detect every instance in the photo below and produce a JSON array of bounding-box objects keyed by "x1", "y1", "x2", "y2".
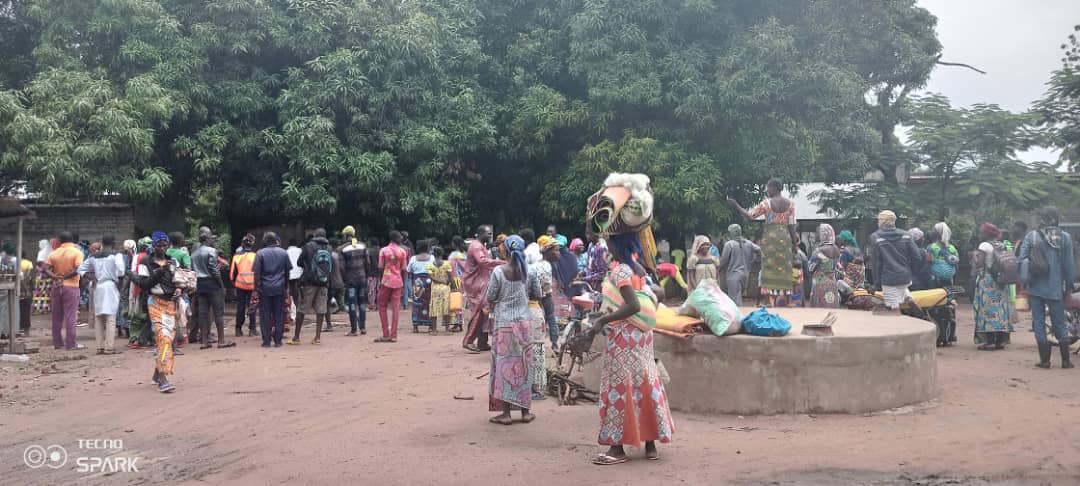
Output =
[{"x1": 1, "y1": 306, "x2": 1079, "y2": 486}]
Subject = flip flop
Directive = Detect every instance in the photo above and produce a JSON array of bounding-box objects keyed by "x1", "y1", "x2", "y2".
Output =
[
  {"x1": 520, "y1": 413, "x2": 536, "y2": 423},
  {"x1": 217, "y1": 342, "x2": 237, "y2": 348},
  {"x1": 645, "y1": 449, "x2": 659, "y2": 461},
  {"x1": 489, "y1": 415, "x2": 514, "y2": 425},
  {"x1": 592, "y1": 453, "x2": 628, "y2": 465}
]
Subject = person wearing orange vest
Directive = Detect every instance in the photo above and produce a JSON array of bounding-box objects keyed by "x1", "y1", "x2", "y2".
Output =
[{"x1": 231, "y1": 233, "x2": 258, "y2": 337}]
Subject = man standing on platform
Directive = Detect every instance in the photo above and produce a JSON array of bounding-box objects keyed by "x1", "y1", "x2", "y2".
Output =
[{"x1": 462, "y1": 225, "x2": 504, "y2": 353}]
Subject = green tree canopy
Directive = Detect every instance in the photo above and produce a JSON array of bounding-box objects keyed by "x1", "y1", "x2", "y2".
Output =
[{"x1": 0, "y1": 0, "x2": 946, "y2": 240}]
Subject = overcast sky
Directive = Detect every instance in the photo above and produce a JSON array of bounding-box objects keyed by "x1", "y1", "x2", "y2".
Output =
[{"x1": 917, "y1": 0, "x2": 1080, "y2": 163}]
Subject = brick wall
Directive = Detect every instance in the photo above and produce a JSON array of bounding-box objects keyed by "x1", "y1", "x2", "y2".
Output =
[{"x1": 0, "y1": 203, "x2": 135, "y2": 257}]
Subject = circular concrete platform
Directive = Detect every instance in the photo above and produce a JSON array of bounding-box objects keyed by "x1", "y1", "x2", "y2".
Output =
[{"x1": 651, "y1": 307, "x2": 938, "y2": 415}]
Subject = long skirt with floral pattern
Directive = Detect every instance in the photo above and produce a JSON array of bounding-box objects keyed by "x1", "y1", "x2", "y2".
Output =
[
  {"x1": 489, "y1": 319, "x2": 533, "y2": 411},
  {"x1": 973, "y1": 272, "x2": 1013, "y2": 345},
  {"x1": 598, "y1": 322, "x2": 674, "y2": 446}
]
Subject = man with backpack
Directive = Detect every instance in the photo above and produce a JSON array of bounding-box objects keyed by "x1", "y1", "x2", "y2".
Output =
[
  {"x1": 289, "y1": 228, "x2": 333, "y2": 345},
  {"x1": 1020, "y1": 207, "x2": 1076, "y2": 369}
]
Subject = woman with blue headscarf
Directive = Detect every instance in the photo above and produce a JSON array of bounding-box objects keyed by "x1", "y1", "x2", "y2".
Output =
[
  {"x1": 486, "y1": 235, "x2": 542, "y2": 425},
  {"x1": 137, "y1": 231, "x2": 182, "y2": 393}
]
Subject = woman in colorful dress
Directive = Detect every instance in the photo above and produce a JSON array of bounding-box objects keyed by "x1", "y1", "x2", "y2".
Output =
[
  {"x1": 526, "y1": 236, "x2": 560, "y2": 401},
  {"x1": 590, "y1": 233, "x2": 674, "y2": 465},
  {"x1": 447, "y1": 236, "x2": 468, "y2": 332},
  {"x1": 808, "y1": 224, "x2": 842, "y2": 308},
  {"x1": 428, "y1": 246, "x2": 456, "y2": 333},
  {"x1": 408, "y1": 240, "x2": 435, "y2": 333},
  {"x1": 728, "y1": 178, "x2": 797, "y2": 307},
  {"x1": 973, "y1": 223, "x2": 1014, "y2": 350},
  {"x1": 486, "y1": 235, "x2": 541, "y2": 425},
  {"x1": 837, "y1": 230, "x2": 864, "y2": 290},
  {"x1": 137, "y1": 232, "x2": 181, "y2": 393}
]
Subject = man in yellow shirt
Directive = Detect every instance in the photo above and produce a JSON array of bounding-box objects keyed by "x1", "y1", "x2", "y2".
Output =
[{"x1": 45, "y1": 231, "x2": 85, "y2": 350}]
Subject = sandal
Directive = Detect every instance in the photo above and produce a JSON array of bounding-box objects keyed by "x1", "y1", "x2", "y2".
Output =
[
  {"x1": 374, "y1": 337, "x2": 393, "y2": 343},
  {"x1": 217, "y1": 342, "x2": 236, "y2": 348},
  {"x1": 311, "y1": 339, "x2": 321, "y2": 345},
  {"x1": 520, "y1": 413, "x2": 536, "y2": 423},
  {"x1": 286, "y1": 339, "x2": 300, "y2": 346},
  {"x1": 200, "y1": 344, "x2": 213, "y2": 350},
  {"x1": 489, "y1": 415, "x2": 513, "y2": 425},
  {"x1": 592, "y1": 453, "x2": 629, "y2": 465}
]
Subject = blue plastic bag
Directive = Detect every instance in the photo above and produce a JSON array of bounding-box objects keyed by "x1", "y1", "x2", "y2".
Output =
[{"x1": 740, "y1": 306, "x2": 792, "y2": 337}]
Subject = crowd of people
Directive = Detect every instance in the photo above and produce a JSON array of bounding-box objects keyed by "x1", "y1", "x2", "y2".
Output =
[{"x1": 8, "y1": 175, "x2": 1076, "y2": 466}]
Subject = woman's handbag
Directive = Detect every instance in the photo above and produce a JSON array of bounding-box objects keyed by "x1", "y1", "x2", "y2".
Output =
[{"x1": 449, "y1": 291, "x2": 463, "y2": 312}]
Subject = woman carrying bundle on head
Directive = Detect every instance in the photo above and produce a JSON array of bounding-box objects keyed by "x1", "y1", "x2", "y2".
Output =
[{"x1": 586, "y1": 173, "x2": 673, "y2": 466}]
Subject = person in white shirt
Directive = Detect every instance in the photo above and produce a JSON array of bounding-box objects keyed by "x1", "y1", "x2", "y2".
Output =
[
  {"x1": 521, "y1": 228, "x2": 542, "y2": 265},
  {"x1": 286, "y1": 239, "x2": 303, "y2": 301},
  {"x1": 77, "y1": 235, "x2": 126, "y2": 354}
]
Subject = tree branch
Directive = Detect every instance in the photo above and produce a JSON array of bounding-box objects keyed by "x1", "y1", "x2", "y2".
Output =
[{"x1": 935, "y1": 56, "x2": 987, "y2": 74}]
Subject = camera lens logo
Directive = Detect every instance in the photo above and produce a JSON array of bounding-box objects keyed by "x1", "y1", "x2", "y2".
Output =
[{"x1": 23, "y1": 444, "x2": 67, "y2": 469}]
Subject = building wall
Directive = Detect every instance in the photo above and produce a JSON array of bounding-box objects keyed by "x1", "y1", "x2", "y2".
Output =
[{"x1": 0, "y1": 204, "x2": 135, "y2": 257}]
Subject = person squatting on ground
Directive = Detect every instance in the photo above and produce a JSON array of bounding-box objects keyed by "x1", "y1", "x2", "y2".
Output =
[{"x1": 1020, "y1": 207, "x2": 1076, "y2": 369}]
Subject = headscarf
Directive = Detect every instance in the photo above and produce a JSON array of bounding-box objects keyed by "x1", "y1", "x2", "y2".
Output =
[
  {"x1": 727, "y1": 224, "x2": 744, "y2": 242},
  {"x1": 909, "y1": 227, "x2": 924, "y2": 244},
  {"x1": 837, "y1": 230, "x2": 858, "y2": 249},
  {"x1": 538, "y1": 235, "x2": 559, "y2": 253},
  {"x1": 692, "y1": 235, "x2": 711, "y2": 255},
  {"x1": 978, "y1": 222, "x2": 1001, "y2": 240},
  {"x1": 933, "y1": 222, "x2": 951, "y2": 247},
  {"x1": 342, "y1": 225, "x2": 357, "y2": 246},
  {"x1": 504, "y1": 235, "x2": 528, "y2": 278},
  {"x1": 123, "y1": 240, "x2": 136, "y2": 252},
  {"x1": 569, "y1": 238, "x2": 585, "y2": 252},
  {"x1": 817, "y1": 224, "x2": 836, "y2": 247},
  {"x1": 877, "y1": 210, "x2": 897, "y2": 229},
  {"x1": 151, "y1": 231, "x2": 170, "y2": 247},
  {"x1": 495, "y1": 234, "x2": 508, "y2": 259}
]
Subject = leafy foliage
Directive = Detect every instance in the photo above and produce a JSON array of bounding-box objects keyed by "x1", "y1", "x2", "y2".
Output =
[
  {"x1": 0, "y1": 0, "x2": 948, "y2": 239},
  {"x1": 1037, "y1": 25, "x2": 1080, "y2": 171}
]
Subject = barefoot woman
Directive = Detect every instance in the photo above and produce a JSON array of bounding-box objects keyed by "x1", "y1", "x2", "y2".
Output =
[{"x1": 486, "y1": 235, "x2": 541, "y2": 425}]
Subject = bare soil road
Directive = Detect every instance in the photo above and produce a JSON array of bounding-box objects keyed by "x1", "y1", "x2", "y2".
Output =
[{"x1": 1, "y1": 308, "x2": 1078, "y2": 485}]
